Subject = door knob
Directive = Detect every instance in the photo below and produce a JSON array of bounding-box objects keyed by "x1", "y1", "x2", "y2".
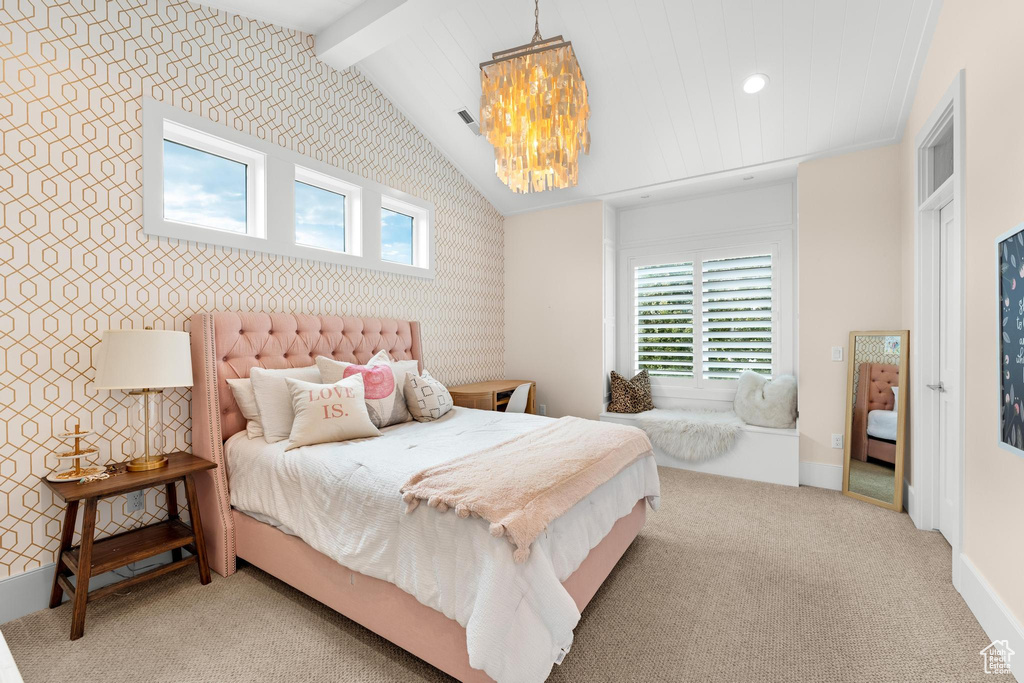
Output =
[{"x1": 927, "y1": 382, "x2": 945, "y2": 392}]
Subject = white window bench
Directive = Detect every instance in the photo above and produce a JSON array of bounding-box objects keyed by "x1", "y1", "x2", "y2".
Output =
[{"x1": 599, "y1": 411, "x2": 800, "y2": 487}]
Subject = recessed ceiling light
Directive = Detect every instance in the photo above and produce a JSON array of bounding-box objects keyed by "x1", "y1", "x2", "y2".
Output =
[{"x1": 742, "y1": 73, "x2": 769, "y2": 94}]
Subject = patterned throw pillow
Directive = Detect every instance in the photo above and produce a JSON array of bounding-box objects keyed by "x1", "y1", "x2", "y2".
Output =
[
  {"x1": 284, "y1": 374, "x2": 380, "y2": 451},
  {"x1": 607, "y1": 370, "x2": 655, "y2": 413},
  {"x1": 316, "y1": 350, "x2": 412, "y2": 428},
  {"x1": 405, "y1": 370, "x2": 453, "y2": 422}
]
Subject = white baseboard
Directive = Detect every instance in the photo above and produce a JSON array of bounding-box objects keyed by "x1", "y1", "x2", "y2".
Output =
[
  {"x1": 799, "y1": 461, "x2": 843, "y2": 490},
  {"x1": 0, "y1": 552, "x2": 178, "y2": 625},
  {"x1": 960, "y1": 554, "x2": 1024, "y2": 682},
  {"x1": 903, "y1": 479, "x2": 914, "y2": 515}
]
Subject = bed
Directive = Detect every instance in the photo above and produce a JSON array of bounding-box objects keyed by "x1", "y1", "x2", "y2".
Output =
[
  {"x1": 188, "y1": 312, "x2": 659, "y2": 682},
  {"x1": 850, "y1": 362, "x2": 899, "y2": 464}
]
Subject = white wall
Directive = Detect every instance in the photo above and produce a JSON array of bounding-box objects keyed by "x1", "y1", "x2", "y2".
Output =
[
  {"x1": 504, "y1": 201, "x2": 606, "y2": 419},
  {"x1": 615, "y1": 181, "x2": 798, "y2": 410},
  {"x1": 897, "y1": 0, "x2": 1024, "y2": 638},
  {"x1": 618, "y1": 183, "x2": 796, "y2": 246},
  {"x1": 603, "y1": 205, "x2": 617, "y2": 405},
  {"x1": 796, "y1": 145, "x2": 903, "y2": 467}
]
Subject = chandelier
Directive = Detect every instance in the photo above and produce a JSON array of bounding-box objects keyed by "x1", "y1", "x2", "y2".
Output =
[{"x1": 479, "y1": 0, "x2": 590, "y2": 194}]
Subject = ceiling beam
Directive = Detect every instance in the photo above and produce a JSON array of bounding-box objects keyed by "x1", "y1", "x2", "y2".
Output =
[{"x1": 316, "y1": 0, "x2": 467, "y2": 71}]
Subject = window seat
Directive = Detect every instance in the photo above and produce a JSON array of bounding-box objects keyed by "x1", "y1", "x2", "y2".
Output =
[{"x1": 598, "y1": 410, "x2": 799, "y2": 487}]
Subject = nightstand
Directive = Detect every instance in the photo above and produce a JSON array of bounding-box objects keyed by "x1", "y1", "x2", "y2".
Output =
[
  {"x1": 447, "y1": 380, "x2": 536, "y2": 414},
  {"x1": 41, "y1": 452, "x2": 216, "y2": 640}
]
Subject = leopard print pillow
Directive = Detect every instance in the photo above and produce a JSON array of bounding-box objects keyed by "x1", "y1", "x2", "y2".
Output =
[{"x1": 607, "y1": 370, "x2": 655, "y2": 413}]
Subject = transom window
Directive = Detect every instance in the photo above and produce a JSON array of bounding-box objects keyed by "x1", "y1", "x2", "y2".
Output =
[
  {"x1": 381, "y1": 207, "x2": 414, "y2": 265},
  {"x1": 293, "y1": 166, "x2": 359, "y2": 255},
  {"x1": 381, "y1": 196, "x2": 429, "y2": 268},
  {"x1": 161, "y1": 120, "x2": 265, "y2": 237},
  {"x1": 633, "y1": 250, "x2": 776, "y2": 386}
]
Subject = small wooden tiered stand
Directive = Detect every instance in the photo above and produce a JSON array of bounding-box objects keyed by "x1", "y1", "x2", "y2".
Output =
[{"x1": 45, "y1": 425, "x2": 107, "y2": 483}]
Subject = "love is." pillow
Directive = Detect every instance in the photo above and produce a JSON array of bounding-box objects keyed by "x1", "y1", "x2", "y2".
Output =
[{"x1": 284, "y1": 374, "x2": 380, "y2": 451}]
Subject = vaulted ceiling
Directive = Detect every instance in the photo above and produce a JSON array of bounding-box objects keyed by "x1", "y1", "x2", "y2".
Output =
[{"x1": 197, "y1": 0, "x2": 942, "y2": 215}]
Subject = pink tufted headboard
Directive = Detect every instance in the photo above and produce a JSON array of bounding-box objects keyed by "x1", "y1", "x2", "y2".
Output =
[
  {"x1": 850, "y1": 362, "x2": 899, "y2": 463},
  {"x1": 188, "y1": 312, "x2": 422, "y2": 576}
]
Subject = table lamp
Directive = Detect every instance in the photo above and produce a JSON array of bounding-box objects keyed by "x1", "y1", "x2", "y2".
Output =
[{"x1": 93, "y1": 328, "x2": 193, "y2": 472}]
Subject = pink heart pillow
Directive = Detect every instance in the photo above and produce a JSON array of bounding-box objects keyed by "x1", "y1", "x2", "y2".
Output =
[{"x1": 342, "y1": 364, "x2": 395, "y2": 400}]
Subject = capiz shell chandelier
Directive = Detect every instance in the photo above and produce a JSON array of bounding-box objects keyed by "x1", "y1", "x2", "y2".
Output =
[{"x1": 479, "y1": 0, "x2": 590, "y2": 194}]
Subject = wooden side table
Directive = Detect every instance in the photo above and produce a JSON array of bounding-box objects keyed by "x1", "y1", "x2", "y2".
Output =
[
  {"x1": 41, "y1": 452, "x2": 216, "y2": 640},
  {"x1": 447, "y1": 379, "x2": 536, "y2": 414}
]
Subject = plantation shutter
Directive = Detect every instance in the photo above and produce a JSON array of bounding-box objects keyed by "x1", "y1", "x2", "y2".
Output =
[
  {"x1": 634, "y1": 262, "x2": 694, "y2": 377},
  {"x1": 701, "y1": 254, "x2": 773, "y2": 379}
]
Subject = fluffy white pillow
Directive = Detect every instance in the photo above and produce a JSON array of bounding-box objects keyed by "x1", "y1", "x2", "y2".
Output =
[
  {"x1": 732, "y1": 371, "x2": 798, "y2": 429},
  {"x1": 226, "y1": 378, "x2": 263, "y2": 439},
  {"x1": 250, "y1": 365, "x2": 323, "y2": 443},
  {"x1": 892, "y1": 386, "x2": 900, "y2": 412},
  {"x1": 316, "y1": 351, "x2": 415, "y2": 428},
  {"x1": 284, "y1": 375, "x2": 380, "y2": 451},
  {"x1": 405, "y1": 370, "x2": 453, "y2": 422}
]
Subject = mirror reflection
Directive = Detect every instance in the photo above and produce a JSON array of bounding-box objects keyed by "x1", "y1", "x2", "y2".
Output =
[{"x1": 843, "y1": 331, "x2": 908, "y2": 510}]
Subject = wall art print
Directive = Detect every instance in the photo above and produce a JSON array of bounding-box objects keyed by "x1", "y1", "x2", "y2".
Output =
[{"x1": 998, "y1": 222, "x2": 1024, "y2": 456}]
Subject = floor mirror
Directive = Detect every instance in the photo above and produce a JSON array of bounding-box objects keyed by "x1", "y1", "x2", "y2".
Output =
[{"x1": 842, "y1": 330, "x2": 909, "y2": 511}]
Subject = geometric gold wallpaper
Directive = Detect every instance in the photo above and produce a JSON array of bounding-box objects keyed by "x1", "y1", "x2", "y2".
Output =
[{"x1": 0, "y1": 0, "x2": 505, "y2": 579}]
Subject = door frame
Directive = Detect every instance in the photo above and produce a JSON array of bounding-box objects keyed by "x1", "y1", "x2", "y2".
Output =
[{"x1": 912, "y1": 70, "x2": 966, "y2": 590}]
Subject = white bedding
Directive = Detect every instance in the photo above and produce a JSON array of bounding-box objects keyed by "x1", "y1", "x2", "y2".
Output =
[
  {"x1": 867, "y1": 409, "x2": 898, "y2": 441},
  {"x1": 226, "y1": 407, "x2": 660, "y2": 683}
]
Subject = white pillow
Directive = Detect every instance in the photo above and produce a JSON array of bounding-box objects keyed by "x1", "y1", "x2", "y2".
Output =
[
  {"x1": 284, "y1": 375, "x2": 380, "y2": 451},
  {"x1": 250, "y1": 365, "x2": 323, "y2": 443},
  {"x1": 892, "y1": 386, "x2": 899, "y2": 411},
  {"x1": 226, "y1": 378, "x2": 263, "y2": 439},
  {"x1": 405, "y1": 370, "x2": 453, "y2": 422},
  {"x1": 733, "y1": 371, "x2": 798, "y2": 429},
  {"x1": 316, "y1": 351, "x2": 414, "y2": 428}
]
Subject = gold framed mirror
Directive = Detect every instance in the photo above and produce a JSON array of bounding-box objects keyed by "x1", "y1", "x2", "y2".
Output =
[{"x1": 842, "y1": 330, "x2": 909, "y2": 511}]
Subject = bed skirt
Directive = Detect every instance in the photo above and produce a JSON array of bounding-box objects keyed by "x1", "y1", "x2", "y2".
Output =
[{"x1": 232, "y1": 499, "x2": 648, "y2": 682}]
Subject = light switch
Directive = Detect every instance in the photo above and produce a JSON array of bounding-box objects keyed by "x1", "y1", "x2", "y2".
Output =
[{"x1": 831, "y1": 346, "x2": 844, "y2": 362}]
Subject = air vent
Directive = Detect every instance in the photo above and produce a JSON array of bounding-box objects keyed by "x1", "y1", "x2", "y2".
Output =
[{"x1": 456, "y1": 108, "x2": 481, "y2": 136}]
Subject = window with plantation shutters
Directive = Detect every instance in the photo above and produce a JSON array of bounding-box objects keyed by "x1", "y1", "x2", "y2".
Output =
[
  {"x1": 701, "y1": 255, "x2": 773, "y2": 379},
  {"x1": 632, "y1": 251, "x2": 776, "y2": 385},
  {"x1": 634, "y1": 262, "x2": 694, "y2": 377}
]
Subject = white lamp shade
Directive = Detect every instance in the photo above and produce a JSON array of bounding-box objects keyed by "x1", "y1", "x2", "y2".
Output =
[{"x1": 93, "y1": 330, "x2": 193, "y2": 390}]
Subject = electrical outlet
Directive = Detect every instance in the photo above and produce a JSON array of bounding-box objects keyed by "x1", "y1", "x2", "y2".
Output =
[
  {"x1": 831, "y1": 346, "x2": 844, "y2": 361},
  {"x1": 127, "y1": 490, "x2": 144, "y2": 513},
  {"x1": 538, "y1": 404, "x2": 547, "y2": 416},
  {"x1": 831, "y1": 433, "x2": 844, "y2": 449}
]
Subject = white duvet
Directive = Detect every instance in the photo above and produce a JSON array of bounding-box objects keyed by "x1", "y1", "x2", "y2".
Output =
[
  {"x1": 867, "y1": 409, "x2": 898, "y2": 441},
  {"x1": 226, "y1": 407, "x2": 660, "y2": 683}
]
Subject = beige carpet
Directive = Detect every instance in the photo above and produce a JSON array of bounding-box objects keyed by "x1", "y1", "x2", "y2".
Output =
[{"x1": 3, "y1": 467, "x2": 990, "y2": 682}]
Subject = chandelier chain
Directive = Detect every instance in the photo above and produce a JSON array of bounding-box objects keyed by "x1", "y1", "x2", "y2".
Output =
[{"x1": 532, "y1": 0, "x2": 542, "y2": 42}]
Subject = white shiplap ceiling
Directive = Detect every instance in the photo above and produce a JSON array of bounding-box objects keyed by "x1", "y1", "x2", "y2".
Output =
[{"x1": 197, "y1": 0, "x2": 942, "y2": 215}]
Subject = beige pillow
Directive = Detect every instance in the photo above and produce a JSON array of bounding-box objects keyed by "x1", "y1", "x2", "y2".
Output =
[
  {"x1": 250, "y1": 365, "x2": 323, "y2": 443},
  {"x1": 405, "y1": 370, "x2": 453, "y2": 422},
  {"x1": 226, "y1": 378, "x2": 263, "y2": 439},
  {"x1": 284, "y1": 375, "x2": 380, "y2": 451},
  {"x1": 316, "y1": 351, "x2": 414, "y2": 428}
]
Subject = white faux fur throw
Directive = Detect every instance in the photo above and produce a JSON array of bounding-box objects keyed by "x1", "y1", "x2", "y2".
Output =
[{"x1": 635, "y1": 409, "x2": 745, "y2": 462}]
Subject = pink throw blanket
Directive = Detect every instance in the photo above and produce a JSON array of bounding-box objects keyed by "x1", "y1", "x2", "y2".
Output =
[{"x1": 400, "y1": 416, "x2": 653, "y2": 563}]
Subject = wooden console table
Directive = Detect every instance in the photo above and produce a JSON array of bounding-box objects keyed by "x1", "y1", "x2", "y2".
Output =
[{"x1": 41, "y1": 452, "x2": 216, "y2": 640}]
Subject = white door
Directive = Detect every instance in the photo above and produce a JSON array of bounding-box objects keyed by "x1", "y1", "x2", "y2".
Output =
[{"x1": 936, "y1": 200, "x2": 960, "y2": 545}]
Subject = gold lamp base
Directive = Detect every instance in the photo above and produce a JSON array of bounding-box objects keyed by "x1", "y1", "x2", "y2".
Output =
[{"x1": 126, "y1": 455, "x2": 168, "y2": 472}]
